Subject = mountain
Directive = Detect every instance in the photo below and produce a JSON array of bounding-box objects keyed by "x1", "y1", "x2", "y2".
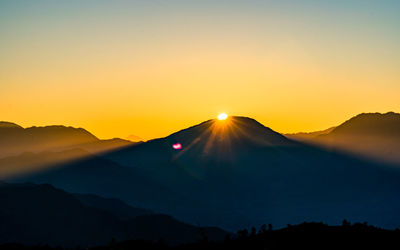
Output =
[
  {"x1": 0, "y1": 122, "x2": 137, "y2": 180},
  {"x1": 101, "y1": 116, "x2": 400, "y2": 230},
  {"x1": 0, "y1": 182, "x2": 228, "y2": 247},
  {"x1": 0, "y1": 122, "x2": 135, "y2": 158},
  {"x1": 108, "y1": 116, "x2": 293, "y2": 171},
  {"x1": 325, "y1": 112, "x2": 400, "y2": 136},
  {"x1": 5, "y1": 116, "x2": 400, "y2": 231},
  {"x1": 288, "y1": 112, "x2": 400, "y2": 163},
  {"x1": 0, "y1": 123, "x2": 96, "y2": 157}
]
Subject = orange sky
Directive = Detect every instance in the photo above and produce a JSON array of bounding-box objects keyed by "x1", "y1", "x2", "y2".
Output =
[{"x1": 1, "y1": 1, "x2": 399, "y2": 140}]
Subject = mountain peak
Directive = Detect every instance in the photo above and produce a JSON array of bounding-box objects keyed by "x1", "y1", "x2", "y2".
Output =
[
  {"x1": 329, "y1": 112, "x2": 400, "y2": 136},
  {"x1": 25, "y1": 125, "x2": 98, "y2": 140},
  {"x1": 165, "y1": 116, "x2": 291, "y2": 152},
  {"x1": 0, "y1": 123, "x2": 99, "y2": 158},
  {"x1": 0, "y1": 121, "x2": 23, "y2": 129}
]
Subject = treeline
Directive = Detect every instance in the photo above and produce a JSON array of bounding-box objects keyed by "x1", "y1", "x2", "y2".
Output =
[{"x1": 1, "y1": 221, "x2": 399, "y2": 250}]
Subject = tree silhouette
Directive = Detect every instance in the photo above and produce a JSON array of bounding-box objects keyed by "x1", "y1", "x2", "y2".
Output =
[
  {"x1": 259, "y1": 224, "x2": 267, "y2": 235},
  {"x1": 237, "y1": 229, "x2": 248, "y2": 239},
  {"x1": 342, "y1": 219, "x2": 350, "y2": 227}
]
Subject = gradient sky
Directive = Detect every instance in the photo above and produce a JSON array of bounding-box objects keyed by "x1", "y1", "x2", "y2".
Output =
[{"x1": 1, "y1": 0, "x2": 399, "y2": 140}]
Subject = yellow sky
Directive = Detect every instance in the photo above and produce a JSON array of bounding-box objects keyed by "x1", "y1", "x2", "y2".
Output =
[{"x1": 1, "y1": 1, "x2": 399, "y2": 140}]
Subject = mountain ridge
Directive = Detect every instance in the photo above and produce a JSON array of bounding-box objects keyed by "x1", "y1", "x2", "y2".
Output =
[
  {"x1": 288, "y1": 112, "x2": 400, "y2": 163},
  {"x1": 0, "y1": 122, "x2": 136, "y2": 159},
  {"x1": 100, "y1": 114, "x2": 400, "y2": 230},
  {"x1": 4, "y1": 113, "x2": 400, "y2": 231},
  {"x1": 323, "y1": 112, "x2": 400, "y2": 136}
]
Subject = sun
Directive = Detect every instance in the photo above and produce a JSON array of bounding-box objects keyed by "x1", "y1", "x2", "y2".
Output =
[{"x1": 218, "y1": 113, "x2": 228, "y2": 120}]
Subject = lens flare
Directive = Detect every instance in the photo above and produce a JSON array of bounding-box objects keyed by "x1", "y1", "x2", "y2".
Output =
[
  {"x1": 172, "y1": 143, "x2": 182, "y2": 150},
  {"x1": 218, "y1": 113, "x2": 228, "y2": 120}
]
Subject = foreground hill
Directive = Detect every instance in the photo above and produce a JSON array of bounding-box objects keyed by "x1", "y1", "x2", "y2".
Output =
[
  {"x1": 0, "y1": 182, "x2": 227, "y2": 247},
  {"x1": 2, "y1": 221, "x2": 399, "y2": 250},
  {"x1": 0, "y1": 122, "x2": 135, "y2": 158},
  {"x1": 288, "y1": 112, "x2": 400, "y2": 163},
  {"x1": 94, "y1": 222, "x2": 400, "y2": 250},
  {"x1": 4, "y1": 116, "x2": 400, "y2": 231}
]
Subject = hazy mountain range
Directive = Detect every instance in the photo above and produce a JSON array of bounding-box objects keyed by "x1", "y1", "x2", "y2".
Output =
[
  {"x1": 286, "y1": 112, "x2": 400, "y2": 164},
  {"x1": 1, "y1": 112, "x2": 400, "y2": 246},
  {"x1": 0, "y1": 122, "x2": 136, "y2": 158}
]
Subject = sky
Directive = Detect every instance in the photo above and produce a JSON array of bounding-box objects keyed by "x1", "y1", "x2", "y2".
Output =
[{"x1": 1, "y1": 0, "x2": 399, "y2": 140}]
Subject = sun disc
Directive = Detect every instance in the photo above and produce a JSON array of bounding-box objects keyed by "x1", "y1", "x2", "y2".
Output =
[{"x1": 218, "y1": 113, "x2": 228, "y2": 120}]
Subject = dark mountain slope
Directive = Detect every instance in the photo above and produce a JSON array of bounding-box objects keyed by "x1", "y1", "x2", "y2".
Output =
[
  {"x1": 0, "y1": 182, "x2": 122, "y2": 247},
  {"x1": 0, "y1": 182, "x2": 228, "y2": 247}
]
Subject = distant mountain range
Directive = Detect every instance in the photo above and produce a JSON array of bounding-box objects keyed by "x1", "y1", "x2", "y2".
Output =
[
  {"x1": 0, "y1": 182, "x2": 227, "y2": 247},
  {"x1": 0, "y1": 122, "x2": 136, "y2": 158},
  {"x1": 0, "y1": 122, "x2": 139, "y2": 178},
  {"x1": 2, "y1": 113, "x2": 400, "y2": 234},
  {"x1": 287, "y1": 112, "x2": 400, "y2": 163}
]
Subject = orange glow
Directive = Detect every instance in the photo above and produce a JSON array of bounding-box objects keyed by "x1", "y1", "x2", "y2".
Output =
[{"x1": 1, "y1": 1, "x2": 399, "y2": 140}]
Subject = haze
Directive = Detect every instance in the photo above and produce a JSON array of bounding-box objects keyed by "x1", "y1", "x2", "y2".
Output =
[{"x1": 1, "y1": 0, "x2": 399, "y2": 140}]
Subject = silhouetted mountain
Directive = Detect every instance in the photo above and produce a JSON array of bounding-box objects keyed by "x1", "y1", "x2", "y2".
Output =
[
  {"x1": 0, "y1": 182, "x2": 119, "y2": 247},
  {"x1": 100, "y1": 116, "x2": 400, "y2": 230},
  {"x1": 289, "y1": 112, "x2": 400, "y2": 163},
  {"x1": 6, "y1": 116, "x2": 400, "y2": 231},
  {"x1": 0, "y1": 124, "x2": 96, "y2": 157},
  {"x1": 0, "y1": 122, "x2": 135, "y2": 158},
  {"x1": 326, "y1": 112, "x2": 400, "y2": 136},
  {"x1": 0, "y1": 182, "x2": 227, "y2": 247}
]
